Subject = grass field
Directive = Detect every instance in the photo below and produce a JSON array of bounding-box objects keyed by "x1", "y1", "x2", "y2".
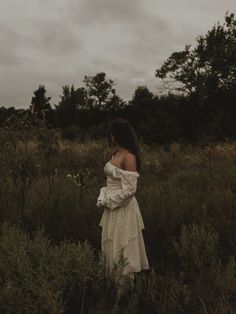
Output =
[{"x1": 1, "y1": 129, "x2": 236, "y2": 313}]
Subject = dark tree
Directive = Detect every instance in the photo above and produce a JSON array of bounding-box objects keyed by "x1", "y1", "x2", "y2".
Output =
[
  {"x1": 54, "y1": 85, "x2": 80, "y2": 128},
  {"x1": 155, "y1": 12, "x2": 236, "y2": 141},
  {"x1": 30, "y1": 85, "x2": 53, "y2": 126},
  {"x1": 30, "y1": 85, "x2": 52, "y2": 114},
  {"x1": 83, "y1": 72, "x2": 123, "y2": 111},
  {"x1": 155, "y1": 12, "x2": 236, "y2": 98},
  {"x1": 0, "y1": 106, "x2": 16, "y2": 126},
  {"x1": 129, "y1": 86, "x2": 156, "y2": 121}
]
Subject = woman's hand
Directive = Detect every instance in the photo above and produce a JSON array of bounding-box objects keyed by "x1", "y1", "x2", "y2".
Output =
[
  {"x1": 96, "y1": 186, "x2": 107, "y2": 208},
  {"x1": 96, "y1": 199, "x2": 104, "y2": 208}
]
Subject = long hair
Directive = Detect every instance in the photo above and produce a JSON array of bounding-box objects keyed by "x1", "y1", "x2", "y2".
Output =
[{"x1": 106, "y1": 118, "x2": 142, "y2": 172}]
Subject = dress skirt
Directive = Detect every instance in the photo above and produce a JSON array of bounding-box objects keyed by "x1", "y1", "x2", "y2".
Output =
[
  {"x1": 99, "y1": 197, "x2": 150, "y2": 288},
  {"x1": 101, "y1": 231, "x2": 149, "y2": 277}
]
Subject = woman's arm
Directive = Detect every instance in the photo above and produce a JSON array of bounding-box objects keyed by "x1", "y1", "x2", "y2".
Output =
[
  {"x1": 96, "y1": 153, "x2": 139, "y2": 210},
  {"x1": 103, "y1": 172, "x2": 139, "y2": 210}
]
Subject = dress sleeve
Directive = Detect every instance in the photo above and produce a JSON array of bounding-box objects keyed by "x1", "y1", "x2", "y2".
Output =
[
  {"x1": 96, "y1": 186, "x2": 107, "y2": 207},
  {"x1": 97, "y1": 171, "x2": 139, "y2": 210}
]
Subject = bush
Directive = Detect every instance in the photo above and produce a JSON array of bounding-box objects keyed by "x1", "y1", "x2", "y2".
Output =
[
  {"x1": 0, "y1": 223, "x2": 109, "y2": 314},
  {"x1": 61, "y1": 125, "x2": 82, "y2": 141}
]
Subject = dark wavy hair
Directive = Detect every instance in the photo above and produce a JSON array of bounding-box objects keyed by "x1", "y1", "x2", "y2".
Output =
[{"x1": 106, "y1": 118, "x2": 142, "y2": 172}]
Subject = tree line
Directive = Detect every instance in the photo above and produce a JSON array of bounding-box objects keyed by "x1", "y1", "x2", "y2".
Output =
[{"x1": 0, "y1": 12, "x2": 235, "y2": 144}]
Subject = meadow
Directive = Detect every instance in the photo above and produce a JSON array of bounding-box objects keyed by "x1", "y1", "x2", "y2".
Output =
[{"x1": 1, "y1": 125, "x2": 236, "y2": 313}]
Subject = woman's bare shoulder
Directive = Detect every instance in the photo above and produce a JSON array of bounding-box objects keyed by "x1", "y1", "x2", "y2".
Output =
[{"x1": 123, "y1": 152, "x2": 137, "y2": 172}]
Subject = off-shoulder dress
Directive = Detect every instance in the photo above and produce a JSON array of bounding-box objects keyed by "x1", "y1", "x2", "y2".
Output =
[{"x1": 97, "y1": 160, "x2": 150, "y2": 286}]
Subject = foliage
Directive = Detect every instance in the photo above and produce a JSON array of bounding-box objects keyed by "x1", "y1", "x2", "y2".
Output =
[
  {"x1": 155, "y1": 12, "x2": 236, "y2": 97},
  {"x1": 1, "y1": 136, "x2": 236, "y2": 312},
  {"x1": 30, "y1": 85, "x2": 53, "y2": 125},
  {"x1": 0, "y1": 222, "x2": 109, "y2": 314}
]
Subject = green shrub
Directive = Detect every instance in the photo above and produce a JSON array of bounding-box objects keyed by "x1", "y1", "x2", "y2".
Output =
[
  {"x1": 0, "y1": 223, "x2": 109, "y2": 314},
  {"x1": 172, "y1": 222, "x2": 236, "y2": 312},
  {"x1": 172, "y1": 222, "x2": 219, "y2": 270},
  {"x1": 61, "y1": 125, "x2": 84, "y2": 141}
]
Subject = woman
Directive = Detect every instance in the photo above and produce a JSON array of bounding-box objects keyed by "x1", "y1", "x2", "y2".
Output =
[{"x1": 96, "y1": 118, "x2": 150, "y2": 298}]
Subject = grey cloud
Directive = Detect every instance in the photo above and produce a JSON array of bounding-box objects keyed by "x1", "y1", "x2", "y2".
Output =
[
  {"x1": 0, "y1": 24, "x2": 29, "y2": 66},
  {"x1": 0, "y1": 0, "x2": 235, "y2": 108},
  {"x1": 28, "y1": 20, "x2": 83, "y2": 56},
  {"x1": 68, "y1": 0, "x2": 144, "y2": 24}
]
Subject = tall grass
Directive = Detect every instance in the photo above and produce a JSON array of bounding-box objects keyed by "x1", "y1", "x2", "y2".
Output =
[{"x1": 1, "y1": 126, "x2": 236, "y2": 312}]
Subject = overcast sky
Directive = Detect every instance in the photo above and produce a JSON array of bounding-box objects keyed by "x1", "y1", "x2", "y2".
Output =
[{"x1": 0, "y1": 0, "x2": 235, "y2": 108}]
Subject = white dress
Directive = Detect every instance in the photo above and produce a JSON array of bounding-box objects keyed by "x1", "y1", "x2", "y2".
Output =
[{"x1": 97, "y1": 160, "x2": 150, "y2": 288}]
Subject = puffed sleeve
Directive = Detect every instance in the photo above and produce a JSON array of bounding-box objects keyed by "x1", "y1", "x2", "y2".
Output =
[
  {"x1": 98, "y1": 171, "x2": 139, "y2": 210},
  {"x1": 96, "y1": 186, "x2": 108, "y2": 208}
]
